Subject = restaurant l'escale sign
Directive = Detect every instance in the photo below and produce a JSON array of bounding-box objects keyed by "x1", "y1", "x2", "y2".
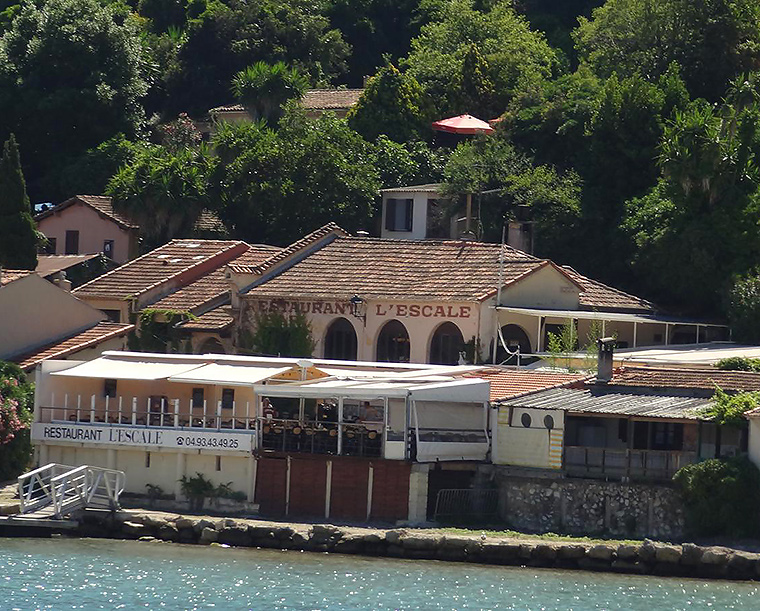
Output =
[
  {"x1": 254, "y1": 299, "x2": 473, "y2": 319},
  {"x1": 32, "y1": 423, "x2": 254, "y2": 453}
]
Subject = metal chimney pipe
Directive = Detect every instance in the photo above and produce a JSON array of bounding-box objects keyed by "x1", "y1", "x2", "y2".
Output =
[{"x1": 597, "y1": 337, "x2": 616, "y2": 383}]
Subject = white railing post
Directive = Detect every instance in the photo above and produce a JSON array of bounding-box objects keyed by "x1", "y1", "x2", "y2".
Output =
[
  {"x1": 132, "y1": 398, "x2": 137, "y2": 426},
  {"x1": 105, "y1": 395, "x2": 109, "y2": 423},
  {"x1": 217, "y1": 401, "x2": 222, "y2": 430},
  {"x1": 203, "y1": 400, "x2": 207, "y2": 428},
  {"x1": 174, "y1": 399, "x2": 180, "y2": 428},
  {"x1": 232, "y1": 401, "x2": 236, "y2": 429},
  {"x1": 64, "y1": 394, "x2": 69, "y2": 422},
  {"x1": 51, "y1": 392, "x2": 55, "y2": 422},
  {"x1": 146, "y1": 398, "x2": 151, "y2": 426},
  {"x1": 90, "y1": 395, "x2": 96, "y2": 423},
  {"x1": 76, "y1": 395, "x2": 81, "y2": 422}
]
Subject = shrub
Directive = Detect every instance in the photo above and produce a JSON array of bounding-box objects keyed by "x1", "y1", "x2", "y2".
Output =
[
  {"x1": 0, "y1": 361, "x2": 33, "y2": 481},
  {"x1": 715, "y1": 357, "x2": 760, "y2": 372},
  {"x1": 673, "y1": 456, "x2": 760, "y2": 538},
  {"x1": 700, "y1": 387, "x2": 760, "y2": 427}
]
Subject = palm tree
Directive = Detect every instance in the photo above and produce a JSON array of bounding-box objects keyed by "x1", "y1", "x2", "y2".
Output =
[{"x1": 231, "y1": 62, "x2": 308, "y2": 124}]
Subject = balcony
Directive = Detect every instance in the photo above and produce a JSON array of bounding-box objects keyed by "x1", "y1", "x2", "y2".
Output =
[{"x1": 564, "y1": 446, "x2": 698, "y2": 482}]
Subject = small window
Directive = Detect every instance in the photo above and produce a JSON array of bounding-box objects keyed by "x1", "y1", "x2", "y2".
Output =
[
  {"x1": 65, "y1": 230, "x2": 79, "y2": 255},
  {"x1": 102, "y1": 309, "x2": 120, "y2": 323},
  {"x1": 192, "y1": 388, "x2": 204, "y2": 408},
  {"x1": 385, "y1": 198, "x2": 413, "y2": 232},
  {"x1": 45, "y1": 237, "x2": 57, "y2": 255},
  {"x1": 104, "y1": 379, "x2": 117, "y2": 398},
  {"x1": 145, "y1": 452, "x2": 151, "y2": 468},
  {"x1": 222, "y1": 388, "x2": 234, "y2": 409},
  {"x1": 543, "y1": 415, "x2": 554, "y2": 430},
  {"x1": 215, "y1": 456, "x2": 222, "y2": 471},
  {"x1": 103, "y1": 240, "x2": 115, "y2": 258},
  {"x1": 521, "y1": 413, "x2": 532, "y2": 428}
]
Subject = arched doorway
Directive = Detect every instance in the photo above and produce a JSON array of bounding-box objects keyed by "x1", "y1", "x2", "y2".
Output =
[
  {"x1": 429, "y1": 322, "x2": 465, "y2": 365},
  {"x1": 376, "y1": 320, "x2": 410, "y2": 363},
  {"x1": 491, "y1": 324, "x2": 531, "y2": 364},
  {"x1": 198, "y1": 337, "x2": 225, "y2": 355},
  {"x1": 324, "y1": 317, "x2": 358, "y2": 360}
]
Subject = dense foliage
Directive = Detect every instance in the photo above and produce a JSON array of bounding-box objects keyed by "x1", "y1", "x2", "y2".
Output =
[
  {"x1": 0, "y1": 361, "x2": 33, "y2": 481},
  {"x1": 700, "y1": 387, "x2": 760, "y2": 427},
  {"x1": 0, "y1": 134, "x2": 37, "y2": 270},
  {"x1": 716, "y1": 357, "x2": 760, "y2": 372},
  {"x1": 674, "y1": 456, "x2": 760, "y2": 538},
  {"x1": 240, "y1": 310, "x2": 315, "y2": 358},
  {"x1": 5, "y1": 0, "x2": 760, "y2": 335}
]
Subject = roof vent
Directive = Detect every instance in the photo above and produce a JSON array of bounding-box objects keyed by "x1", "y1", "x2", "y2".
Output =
[{"x1": 356, "y1": 230, "x2": 369, "y2": 238}]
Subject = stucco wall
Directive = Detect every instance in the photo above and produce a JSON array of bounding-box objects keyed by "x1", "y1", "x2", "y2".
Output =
[
  {"x1": 380, "y1": 192, "x2": 431, "y2": 240},
  {"x1": 496, "y1": 407, "x2": 564, "y2": 469},
  {"x1": 37, "y1": 203, "x2": 135, "y2": 263},
  {"x1": 0, "y1": 275, "x2": 104, "y2": 360},
  {"x1": 500, "y1": 265, "x2": 580, "y2": 309}
]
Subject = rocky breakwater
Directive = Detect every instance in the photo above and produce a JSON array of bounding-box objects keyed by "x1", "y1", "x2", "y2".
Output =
[{"x1": 77, "y1": 510, "x2": 760, "y2": 581}]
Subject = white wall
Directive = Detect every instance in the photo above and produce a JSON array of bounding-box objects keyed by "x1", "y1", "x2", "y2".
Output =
[{"x1": 380, "y1": 191, "x2": 431, "y2": 240}]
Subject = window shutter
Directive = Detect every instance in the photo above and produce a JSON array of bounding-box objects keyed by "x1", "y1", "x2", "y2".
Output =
[
  {"x1": 385, "y1": 198, "x2": 397, "y2": 231},
  {"x1": 404, "y1": 199, "x2": 413, "y2": 231}
]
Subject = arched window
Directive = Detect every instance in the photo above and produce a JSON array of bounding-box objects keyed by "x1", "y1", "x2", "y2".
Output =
[
  {"x1": 429, "y1": 322, "x2": 465, "y2": 365},
  {"x1": 324, "y1": 317, "x2": 358, "y2": 360},
  {"x1": 198, "y1": 337, "x2": 225, "y2": 355},
  {"x1": 376, "y1": 320, "x2": 410, "y2": 363},
  {"x1": 491, "y1": 324, "x2": 531, "y2": 364}
]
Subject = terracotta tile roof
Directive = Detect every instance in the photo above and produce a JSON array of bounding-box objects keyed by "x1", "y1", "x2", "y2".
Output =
[
  {"x1": 35, "y1": 195, "x2": 139, "y2": 231},
  {"x1": 74, "y1": 239, "x2": 249, "y2": 302},
  {"x1": 244, "y1": 235, "x2": 580, "y2": 302},
  {"x1": 469, "y1": 368, "x2": 590, "y2": 402},
  {"x1": 562, "y1": 266, "x2": 655, "y2": 312},
  {"x1": 149, "y1": 244, "x2": 279, "y2": 312},
  {"x1": 14, "y1": 322, "x2": 133, "y2": 370},
  {"x1": 180, "y1": 306, "x2": 234, "y2": 331},
  {"x1": 230, "y1": 223, "x2": 347, "y2": 275},
  {"x1": 300, "y1": 89, "x2": 364, "y2": 110},
  {"x1": 211, "y1": 89, "x2": 364, "y2": 116},
  {"x1": 0, "y1": 270, "x2": 33, "y2": 287},
  {"x1": 193, "y1": 209, "x2": 228, "y2": 234},
  {"x1": 608, "y1": 366, "x2": 760, "y2": 392}
]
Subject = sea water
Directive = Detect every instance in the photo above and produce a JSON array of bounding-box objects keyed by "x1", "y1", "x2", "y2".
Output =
[{"x1": 0, "y1": 537, "x2": 758, "y2": 610}]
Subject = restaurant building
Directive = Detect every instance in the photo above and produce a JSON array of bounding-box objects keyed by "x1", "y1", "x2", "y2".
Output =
[
  {"x1": 221, "y1": 223, "x2": 727, "y2": 367},
  {"x1": 32, "y1": 351, "x2": 493, "y2": 522}
]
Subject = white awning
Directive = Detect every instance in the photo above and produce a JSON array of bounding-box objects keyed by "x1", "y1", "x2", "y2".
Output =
[
  {"x1": 168, "y1": 364, "x2": 293, "y2": 387},
  {"x1": 50, "y1": 357, "x2": 203, "y2": 381},
  {"x1": 496, "y1": 306, "x2": 726, "y2": 327}
]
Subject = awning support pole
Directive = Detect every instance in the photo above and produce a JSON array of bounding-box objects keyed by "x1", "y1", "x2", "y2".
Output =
[
  {"x1": 491, "y1": 224, "x2": 506, "y2": 364},
  {"x1": 633, "y1": 322, "x2": 637, "y2": 348}
]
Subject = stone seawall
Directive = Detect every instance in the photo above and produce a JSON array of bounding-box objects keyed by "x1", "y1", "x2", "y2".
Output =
[
  {"x1": 497, "y1": 473, "x2": 685, "y2": 540},
  {"x1": 65, "y1": 510, "x2": 760, "y2": 581}
]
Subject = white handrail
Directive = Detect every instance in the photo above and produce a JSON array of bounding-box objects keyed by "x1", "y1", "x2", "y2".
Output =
[{"x1": 17, "y1": 463, "x2": 125, "y2": 517}]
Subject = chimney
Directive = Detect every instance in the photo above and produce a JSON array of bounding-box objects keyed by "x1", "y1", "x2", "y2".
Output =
[
  {"x1": 596, "y1": 337, "x2": 615, "y2": 383},
  {"x1": 506, "y1": 205, "x2": 534, "y2": 254},
  {"x1": 53, "y1": 271, "x2": 72, "y2": 292}
]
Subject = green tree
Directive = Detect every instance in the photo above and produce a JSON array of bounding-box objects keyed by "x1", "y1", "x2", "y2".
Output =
[
  {"x1": 0, "y1": 0, "x2": 148, "y2": 202},
  {"x1": 404, "y1": 0, "x2": 559, "y2": 117},
  {"x1": 0, "y1": 135, "x2": 37, "y2": 270},
  {"x1": 107, "y1": 143, "x2": 217, "y2": 248},
  {"x1": 57, "y1": 134, "x2": 140, "y2": 197},
  {"x1": 167, "y1": 0, "x2": 348, "y2": 116},
  {"x1": 231, "y1": 61, "x2": 308, "y2": 124},
  {"x1": 347, "y1": 63, "x2": 432, "y2": 143},
  {"x1": 728, "y1": 275, "x2": 760, "y2": 344},
  {"x1": 443, "y1": 134, "x2": 581, "y2": 261},
  {"x1": 214, "y1": 107, "x2": 379, "y2": 245},
  {"x1": 241, "y1": 310, "x2": 315, "y2": 358},
  {"x1": 574, "y1": 0, "x2": 760, "y2": 101}
]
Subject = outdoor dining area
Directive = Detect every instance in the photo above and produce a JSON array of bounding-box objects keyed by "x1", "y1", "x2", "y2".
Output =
[{"x1": 258, "y1": 398, "x2": 384, "y2": 457}]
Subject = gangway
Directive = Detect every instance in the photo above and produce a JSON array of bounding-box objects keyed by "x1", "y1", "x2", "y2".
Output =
[{"x1": 17, "y1": 463, "x2": 126, "y2": 518}]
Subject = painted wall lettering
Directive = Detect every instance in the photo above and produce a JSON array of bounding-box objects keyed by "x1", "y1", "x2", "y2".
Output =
[{"x1": 255, "y1": 300, "x2": 473, "y2": 319}]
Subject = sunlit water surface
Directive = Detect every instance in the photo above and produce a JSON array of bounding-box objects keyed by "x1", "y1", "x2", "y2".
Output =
[{"x1": 0, "y1": 537, "x2": 758, "y2": 610}]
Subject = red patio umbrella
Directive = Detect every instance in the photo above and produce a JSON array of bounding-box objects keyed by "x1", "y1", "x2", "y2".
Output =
[{"x1": 431, "y1": 114, "x2": 495, "y2": 135}]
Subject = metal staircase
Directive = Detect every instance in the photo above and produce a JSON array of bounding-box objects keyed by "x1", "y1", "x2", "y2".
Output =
[{"x1": 17, "y1": 463, "x2": 126, "y2": 519}]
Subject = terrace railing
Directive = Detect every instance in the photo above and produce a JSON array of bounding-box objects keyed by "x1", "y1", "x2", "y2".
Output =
[{"x1": 564, "y1": 446, "x2": 698, "y2": 482}]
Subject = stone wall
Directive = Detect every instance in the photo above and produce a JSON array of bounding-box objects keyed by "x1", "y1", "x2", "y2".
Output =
[
  {"x1": 496, "y1": 471, "x2": 685, "y2": 540},
  {"x1": 45, "y1": 510, "x2": 760, "y2": 582}
]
